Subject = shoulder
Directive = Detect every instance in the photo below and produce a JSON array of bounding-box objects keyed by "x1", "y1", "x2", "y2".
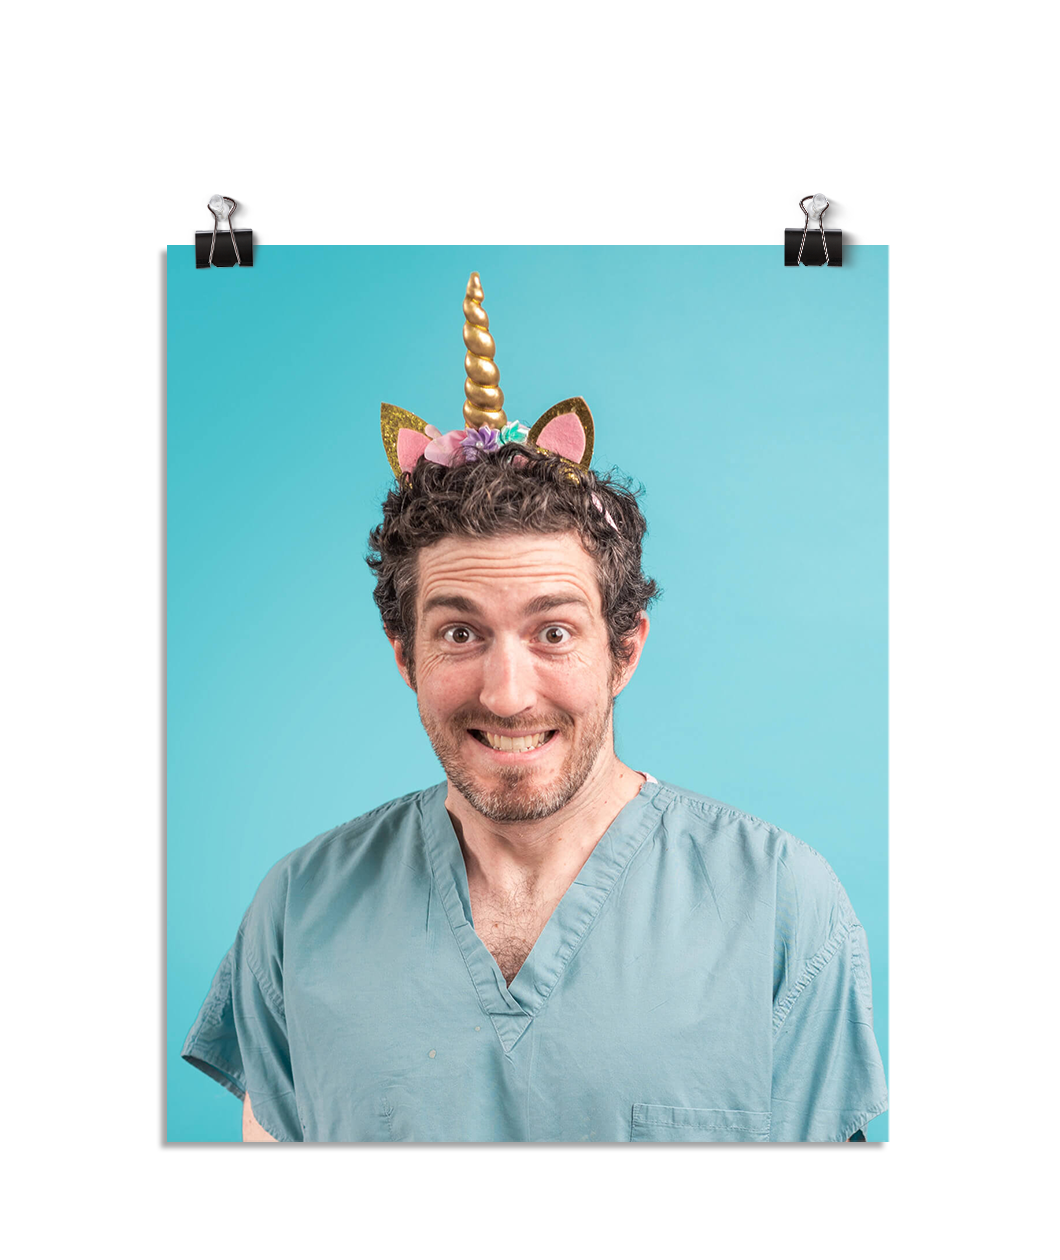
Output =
[
  {"x1": 237, "y1": 784, "x2": 443, "y2": 966},
  {"x1": 280, "y1": 783, "x2": 441, "y2": 883},
  {"x1": 261, "y1": 783, "x2": 438, "y2": 883},
  {"x1": 653, "y1": 780, "x2": 785, "y2": 842},
  {"x1": 652, "y1": 779, "x2": 855, "y2": 930},
  {"x1": 652, "y1": 782, "x2": 860, "y2": 1009}
]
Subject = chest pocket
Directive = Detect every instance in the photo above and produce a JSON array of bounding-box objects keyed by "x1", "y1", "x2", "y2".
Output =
[{"x1": 631, "y1": 1104, "x2": 771, "y2": 1142}]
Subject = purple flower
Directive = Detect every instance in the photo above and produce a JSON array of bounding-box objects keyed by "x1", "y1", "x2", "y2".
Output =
[{"x1": 460, "y1": 426, "x2": 501, "y2": 462}]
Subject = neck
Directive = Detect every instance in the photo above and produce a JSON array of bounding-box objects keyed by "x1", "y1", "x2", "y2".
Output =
[{"x1": 445, "y1": 747, "x2": 646, "y2": 899}]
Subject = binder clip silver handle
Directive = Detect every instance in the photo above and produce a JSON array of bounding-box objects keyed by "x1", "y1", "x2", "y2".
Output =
[
  {"x1": 797, "y1": 194, "x2": 830, "y2": 266},
  {"x1": 207, "y1": 195, "x2": 242, "y2": 267}
]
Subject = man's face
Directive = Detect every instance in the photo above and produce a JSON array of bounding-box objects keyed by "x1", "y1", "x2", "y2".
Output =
[{"x1": 393, "y1": 530, "x2": 643, "y2": 823}]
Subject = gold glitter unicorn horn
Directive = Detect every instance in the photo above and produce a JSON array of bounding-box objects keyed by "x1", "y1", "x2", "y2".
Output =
[{"x1": 462, "y1": 272, "x2": 506, "y2": 429}]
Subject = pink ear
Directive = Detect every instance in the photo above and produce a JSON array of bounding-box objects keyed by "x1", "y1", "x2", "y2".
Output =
[
  {"x1": 396, "y1": 428, "x2": 431, "y2": 473},
  {"x1": 534, "y1": 411, "x2": 586, "y2": 463}
]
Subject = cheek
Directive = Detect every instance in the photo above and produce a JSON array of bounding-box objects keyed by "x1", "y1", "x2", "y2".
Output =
[
  {"x1": 414, "y1": 652, "x2": 475, "y2": 705},
  {"x1": 543, "y1": 655, "x2": 613, "y2": 711}
]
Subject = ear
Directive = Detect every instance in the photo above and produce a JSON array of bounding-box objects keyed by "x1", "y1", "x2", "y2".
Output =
[
  {"x1": 389, "y1": 635, "x2": 415, "y2": 689},
  {"x1": 612, "y1": 613, "x2": 650, "y2": 698},
  {"x1": 381, "y1": 403, "x2": 430, "y2": 478},
  {"x1": 527, "y1": 397, "x2": 594, "y2": 470}
]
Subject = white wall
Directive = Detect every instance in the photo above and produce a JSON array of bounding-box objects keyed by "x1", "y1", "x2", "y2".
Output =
[{"x1": 4, "y1": 3, "x2": 1053, "y2": 1257}]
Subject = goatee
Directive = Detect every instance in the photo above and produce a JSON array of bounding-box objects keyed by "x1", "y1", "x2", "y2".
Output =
[{"x1": 419, "y1": 699, "x2": 614, "y2": 823}]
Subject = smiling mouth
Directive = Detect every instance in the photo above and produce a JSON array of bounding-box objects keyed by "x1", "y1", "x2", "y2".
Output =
[{"x1": 470, "y1": 729, "x2": 557, "y2": 753}]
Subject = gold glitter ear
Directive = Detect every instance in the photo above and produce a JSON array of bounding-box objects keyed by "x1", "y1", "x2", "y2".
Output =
[
  {"x1": 526, "y1": 397, "x2": 595, "y2": 472},
  {"x1": 381, "y1": 402, "x2": 429, "y2": 479}
]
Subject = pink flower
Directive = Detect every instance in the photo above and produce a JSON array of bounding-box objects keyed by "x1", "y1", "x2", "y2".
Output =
[{"x1": 423, "y1": 425, "x2": 469, "y2": 467}]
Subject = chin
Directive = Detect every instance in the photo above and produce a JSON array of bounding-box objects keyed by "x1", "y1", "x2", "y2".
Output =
[{"x1": 451, "y1": 768, "x2": 580, "y2": 823}]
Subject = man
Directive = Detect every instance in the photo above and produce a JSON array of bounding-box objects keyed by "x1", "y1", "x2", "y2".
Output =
[{"x1": 182, "y1": 274, "x2": 888, "y2": 1142}]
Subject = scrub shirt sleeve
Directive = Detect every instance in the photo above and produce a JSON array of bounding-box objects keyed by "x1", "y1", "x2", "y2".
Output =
[
  {"x1": 770, "y1": 915, "x2": 888, "y2": 1142},
  {"x1": 181, "y1": 861, "x2": 303, "y2": 1142}
]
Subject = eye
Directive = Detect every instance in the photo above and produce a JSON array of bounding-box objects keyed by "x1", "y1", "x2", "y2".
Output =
[
  {"x1": 539, "y1": 625, "x2": 571, "y2": 646},
  {"x1": 442, "y1": 625, "x2": 479, "y2": 645}
]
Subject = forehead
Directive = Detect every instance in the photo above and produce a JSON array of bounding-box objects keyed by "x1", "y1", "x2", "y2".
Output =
[{"x1": 416, "y1": 531, "x2": 602, "y2": 617}]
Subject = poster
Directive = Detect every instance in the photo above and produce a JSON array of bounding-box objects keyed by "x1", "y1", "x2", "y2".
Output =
[{"x1": 166, "y1": 245, "x2": 888, "y2": 1141}]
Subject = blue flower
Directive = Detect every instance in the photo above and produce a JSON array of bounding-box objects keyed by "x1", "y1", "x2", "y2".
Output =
[{"x1": 498, "y1": 420, "x2": 530, "y2": 446}]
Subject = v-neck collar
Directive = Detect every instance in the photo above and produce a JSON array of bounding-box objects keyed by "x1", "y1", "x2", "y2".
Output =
[{"x1": 420, "y1": 778, "x2": 671, "y2": 1055}]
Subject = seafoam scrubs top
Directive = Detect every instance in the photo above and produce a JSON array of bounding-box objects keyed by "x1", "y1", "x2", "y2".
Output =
[{"x1": 182, "y1": 778, "x2": 888, "y2": 1141}]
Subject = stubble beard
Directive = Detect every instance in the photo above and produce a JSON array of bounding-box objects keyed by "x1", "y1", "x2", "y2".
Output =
[{"x1": 419, "y1": 696, "x2": 615, "y2": 823}]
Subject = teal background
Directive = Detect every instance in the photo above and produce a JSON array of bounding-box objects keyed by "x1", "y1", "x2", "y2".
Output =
[{"x1": 166, "y1": 245, "x2": 888, "y2": 1142}]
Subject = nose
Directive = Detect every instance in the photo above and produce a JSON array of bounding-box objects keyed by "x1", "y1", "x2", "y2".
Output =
[{"x1": 478, "y1": 639, "x2": 536, "y2": 718}]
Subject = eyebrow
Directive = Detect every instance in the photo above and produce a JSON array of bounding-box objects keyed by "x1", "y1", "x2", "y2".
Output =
[
  {"x1": 524, "y1": 594, "x2": 592, "y2": 616},
  {"x1": 422, "y1": 594, "x2": 479, "y2": 616},
  {"x1": 421, "y1": 593, "x2": 593, "y2": 617}
]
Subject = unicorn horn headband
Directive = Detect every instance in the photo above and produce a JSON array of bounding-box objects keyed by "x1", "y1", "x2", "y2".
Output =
[
  {"x1": 380, "y1": 272, "x2": 595, "y2": 478},
  {"x1": 462, "y1": 271, "x2": 505, "y2": 429}
]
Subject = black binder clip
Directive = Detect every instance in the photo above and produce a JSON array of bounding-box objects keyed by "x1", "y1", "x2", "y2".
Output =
[
  {"x1": 195, "y1": 195, "x2": 253, "y2": 269},
  {"x1": 784, "y1": 194, "x2": 842, "y2": 266}
]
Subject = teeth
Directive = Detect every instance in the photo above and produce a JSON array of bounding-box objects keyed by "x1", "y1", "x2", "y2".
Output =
[{"x1": 480, "y1": 731, "x2": 550, "y2": 752}]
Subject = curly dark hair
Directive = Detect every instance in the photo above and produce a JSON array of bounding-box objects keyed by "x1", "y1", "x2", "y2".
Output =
[{"x1": 366, "y1": 445, "x2": 659, "y2": 681}]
